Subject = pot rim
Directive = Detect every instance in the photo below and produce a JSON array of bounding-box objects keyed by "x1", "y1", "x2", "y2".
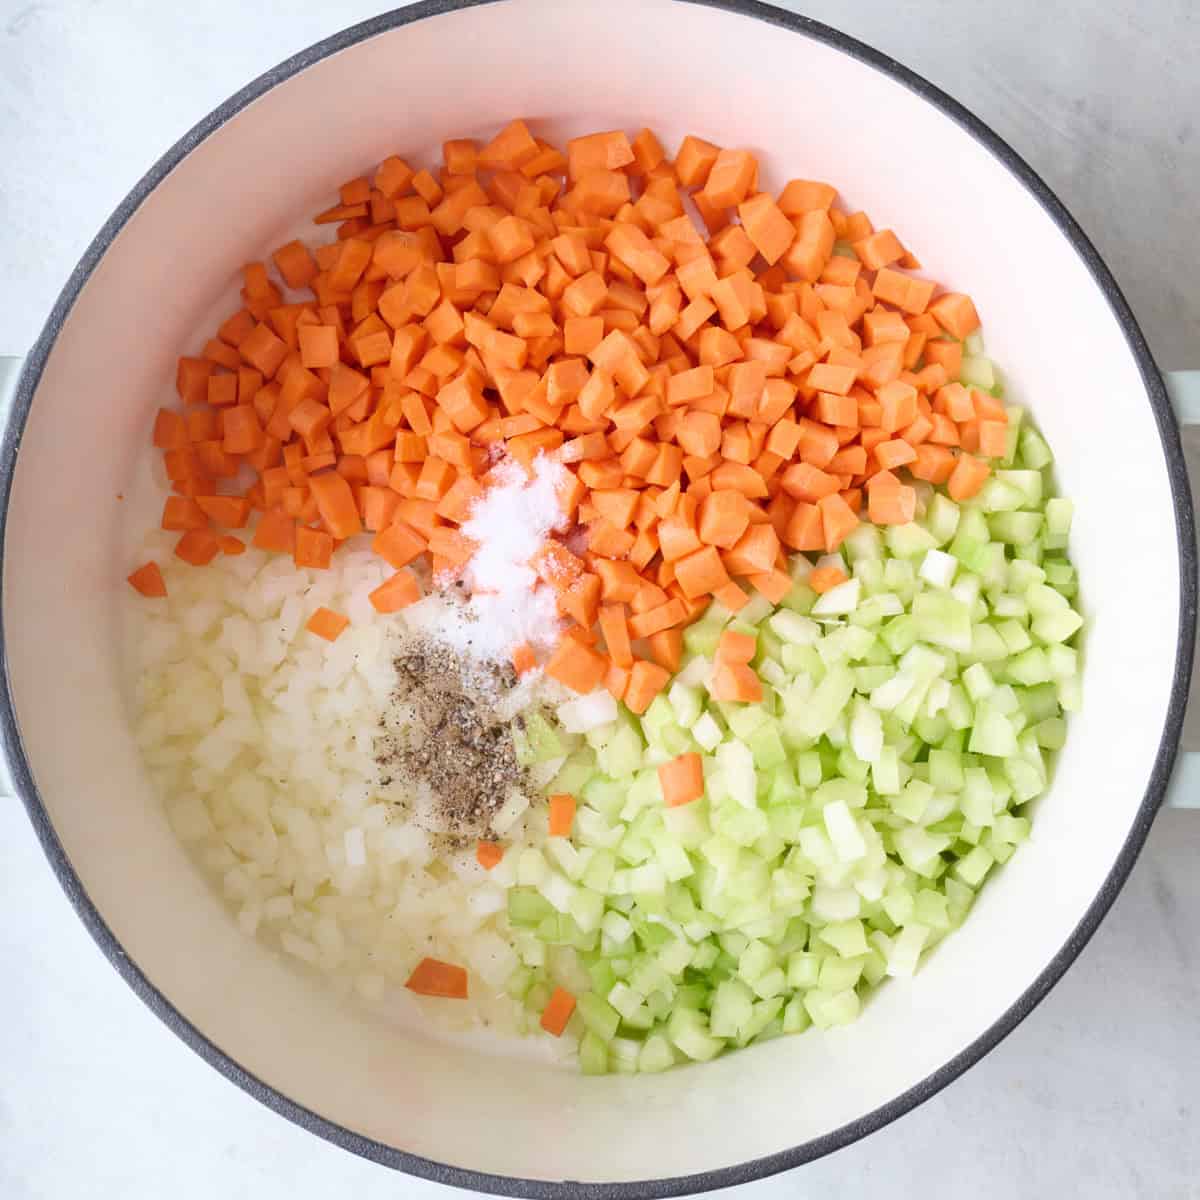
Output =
[{"x1": 1, "y1": 1, "x2": 1194, "y2": 1195}]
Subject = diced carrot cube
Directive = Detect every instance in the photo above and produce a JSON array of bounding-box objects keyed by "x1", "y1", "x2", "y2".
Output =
[{"x1": 544, "y1": 637, "x2": 608, "y2": 694}]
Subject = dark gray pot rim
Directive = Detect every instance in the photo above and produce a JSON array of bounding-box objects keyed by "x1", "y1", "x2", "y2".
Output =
[{"x1": 2, "y1": 1, "x2": 1194, "y2": 1195}]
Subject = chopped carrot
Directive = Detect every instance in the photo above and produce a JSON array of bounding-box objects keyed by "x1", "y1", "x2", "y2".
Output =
[
  {"x1": 809, "y1": 565, "x2": 848, "y2": 594},
  {"x1": 427, "y1": 526, "x2": 478, "y2": 567},
  {"x1": 405, "y1": 957, "x2": 469, "y2": 999},
  {"x1": 252, "y1": 510, "x2": 296, "y2": 554},
  {"x1": 162, "y1": 496, "x2": 207, "y2": 531},
  {"x1": 476, "y1": 841, "x2": 504, "y2": 870},
  {"x1": 978, "y1": 419, "x2": 1008, "y2": 458},
  {"x1": 718, "y1": 628, "x2": 757, "y2": 665},
  {"x1": 817, "y1": 492, "x2": 859, "y2": 552},
  {"x1": 747, "y1": 567, "x2": 793, "y2": 604},
  {"x1": 368, "y1": 570, "x2": 422, "y2": 614},
  {"x1": 910, "y1": 443, "x2": 957, "y2": 484},
  {"x1": 948, "y1": 453, "x2": 991, "y2": 501},
  {"x1": 539, "y1": 986, "x2": 576, "y2": 1037},
  {"x1": 511, "y1": 642, "x2": 537, "y2": 676},
  {"x1": 697, "y1": 490, "x2": 750, "y2": 548},
  {"x1": 659, "y1": 752, "x2": 704, "y2": 807},
  {"x1": 548, "y1": 793, "x2": 576, "y2": 837},
  {"x1": 622, "y1": 659, "x2": 670, "y2": 715},
  {"x1": 544, "y1": 636, "x2": 607, "y2": 694},
  {"x1": 710, "y1": 661, "x2": 763, "y2": 703},
  {"x1": 628, "y1": 598, "x2": 685, "y2": 640},
  {"x1": 174, "y1": 529, "x2": 220, "y2": 566},
  {"x1": 647, "y1": 627, "x2": 683, "y2": 672},
  {"x1": 371, "y1": 520, "x2": 425, "y2": 568},
  {"x1": 599, "y1": 604, "x2": 634, "y2": 668},
  {"x1": 929, "y1": 292, "x2": 981, "y2": 340},
  {"x1": 306, "y1": 606, "x2": 349, "y2": 641},
  {"x1": 127, "y1": 562, "x2": 167, "y2": 598},
  {"x1": 195, "y1": 495, "x2": 251, "y2": 528},
  {"x1": 714, "y1": 580, "x2": 750, "y2": 611},
  {"x1": 148, "y1": 121, "x2": 999, "y2": 695},
  {"x1": 294, "y1": 526, "x2": 334, "y2": 570},
  {"x1": 308, "y1": 471, "x2": 363, "y2": 539},
  {"x1": 674, "y1": 544, "x2": 730, "y2": 599}
]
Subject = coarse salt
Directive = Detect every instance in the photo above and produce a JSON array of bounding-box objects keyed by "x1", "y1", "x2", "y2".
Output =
[{"x1": 402, "y1": 455, "x2": 569, "y2": 662}]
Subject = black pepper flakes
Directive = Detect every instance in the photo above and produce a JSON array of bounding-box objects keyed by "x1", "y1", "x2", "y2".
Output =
[{"x1": 376, "y1": 635, "x2": 529, "y2": 841}]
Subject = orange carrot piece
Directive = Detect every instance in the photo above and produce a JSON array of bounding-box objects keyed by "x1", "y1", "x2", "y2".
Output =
[
  {"x1": 599, "y1": 604, "x2": 634, "y2": 668},
  {"x1": 512, "y1": 642, "x2": 537, "y2": 676},
  {"x1": 272, "y1": 239, "x2": 318, "y2": 289},
  {"x1": 780, "y1": 462, "x2": 840, "y2": 503},
  {"x1": 239, "y1": 323, "x2": 288, "y2": 377},
  {"x1": 874, "y1": 438, "x2": 917, "y2": 470},
  {"x1": 544, "y1": 637, "x2": 608, "y2": 694},
  {"x1": 252, "y1": 510, "x2": 296, "y2": 554},
  {"x1": 476, "y1": 841, "x2": 504, "y2": 870},
  {"x1": 294, "y1": 527, "x2": 334, "y2": 570},
  {"x1": 176, "y1": 356, "x2": 212, "y2": 404},
  {"x1": 809, "y1": 565, "x2": 849, "y2": 594},
  {"x1": 195, "y1": 495, "x2": 251, "y2": 529},
  {"x1": 308, "y1": 471, "x2": 363, "y2": 539},
  {"x1": 306, "y1": 606, "x2": 350, "y2": 641},
  {"x1": 673, "y1": 544, "x2": 730, "y2": 599},
  {"x1": 659, "y1": 752, "x2": 704, "y2": 807},
  {"x1": 948, "y1": 453, "x2": 991, "y2": 501},
  {"x1": 605, "y1": 662, "x2": 631, "y2": 702},
  {"x1": 298, "y1": 325, "x2": 339, "y2": 369},
  {"x1": 867, "y1": 478, "x2": 917, "y2": 525},
  {"x1": 747, "y1": 567, "x2": 793, "y2": 604},
  {"x1": 533, "y1": 540, "x2": 586, "y2": 587},
  {"x1": 722, "y1": 523, "x2": 780, "y2": 575},
  {"x1": 710, "y1": 661, "x2": 763, "y2": 703},
  {"x1": 929, "y1": 292, "x2": 981, "y2": 340},
  {"x1": 978, "y1": 419, "x2": 1008, "y2": 458},
  {"x1": 161, "y1": 495, "x2": 207, "y2": 532},
  {"x1": 697, "y1": 490, "x2": 750, "y2": 548},
  {"x1": 718, "y1": 628, "x2": 757, "y2": 665},
  {"x1": 539, "y1": 986, "x2": 576, "y2": 1037},
  {"x1": 910, "y1": 443, "x2": 957, "y2": 484},
  {"x1": 549, "y1": 793, "x2": 577, "y2": 838},
  {"x1": 406, "y1": 957, "x2": 469, "y2": 999},
  {"x1": 427, "y1": 527, "x2": 478, "y2": 567},
  {"x1": 366, "y1": 570, "x2": 420, "y2": 614},
  {"x1": 628, "y1": 598, "x2": 686, "y2": 640},
  {"x1": 713, "y1": 580, "x2": 750, "y2": 612},
  {"x1": 153, "y1": 408, "x2": 188, "y2": 450},
  {"x1": 817, "y1": 492, "x2": 860, "y2": 552},
  {"x1": 173, "y1": 529, "x2": 220, "y2": 566},
  {"x1": 624, "y1": 659, "x2": 671, "y2": 715},
  {"x1": 646, "y1": 627, "x2": 683, "y2": 672},
  {"x1": 127, "y1": 562, "x2": 167, "y2": 598}
]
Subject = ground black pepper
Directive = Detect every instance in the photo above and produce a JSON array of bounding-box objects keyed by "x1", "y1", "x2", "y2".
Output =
[{"x1": 375, "y1": 635, "x2": 529, "y2": 841}]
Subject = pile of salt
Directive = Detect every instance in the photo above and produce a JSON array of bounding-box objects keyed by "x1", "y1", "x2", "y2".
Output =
[{"x1": 402, "y1": 455, "x2": 569, "y2": 662}]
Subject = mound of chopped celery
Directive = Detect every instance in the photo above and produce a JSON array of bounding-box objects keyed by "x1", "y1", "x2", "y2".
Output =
[{"x1": 505, "y1": 398, "x2": 1080, "y2": 1075}]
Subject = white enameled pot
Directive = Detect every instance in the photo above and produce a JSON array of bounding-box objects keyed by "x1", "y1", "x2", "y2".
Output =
[{"x1": 1, "y1": 1, "x2": 1197, "y2": 1194}]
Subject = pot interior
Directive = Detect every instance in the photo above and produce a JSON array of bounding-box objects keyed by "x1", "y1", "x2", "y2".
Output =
[{"x1": 2, "y1": 0, "x2": 1183, "y2": 1184}]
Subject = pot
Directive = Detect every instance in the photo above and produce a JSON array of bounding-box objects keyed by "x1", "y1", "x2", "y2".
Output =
[{"x1": 2, "y1": 1, "x2": 1196, "y2": 1194}]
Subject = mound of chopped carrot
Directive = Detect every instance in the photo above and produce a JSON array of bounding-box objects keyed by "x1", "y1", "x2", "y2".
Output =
[{"x1": 148, "y1": 119, "x2": 1003, "y2": 710}]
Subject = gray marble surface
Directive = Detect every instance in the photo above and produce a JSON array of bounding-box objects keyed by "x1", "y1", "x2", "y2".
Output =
[{"x1": 1, "y1": 2, "x2": 1198, "y2": 1198}]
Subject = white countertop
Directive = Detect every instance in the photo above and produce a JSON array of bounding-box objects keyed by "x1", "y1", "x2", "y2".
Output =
[{"x1": 1, "y1": 2, "x2": 1198, "y2": 1198}]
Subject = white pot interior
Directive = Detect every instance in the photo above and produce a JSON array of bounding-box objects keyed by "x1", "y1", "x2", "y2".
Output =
[{"x1": 2, "y1": 0, "x2": 1183, "y2": 1184}]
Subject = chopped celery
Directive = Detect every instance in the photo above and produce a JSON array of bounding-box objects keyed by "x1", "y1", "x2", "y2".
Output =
[
  {"x1": 577, "y1": 991, "x2": 621, "y2": 1041},
  {"x1": 579, "y1": 1031, "x2": 609, "y2": 1075},
  {"x1": 505, "y1": 405, "x2": 1080, "y2": 1074}
]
